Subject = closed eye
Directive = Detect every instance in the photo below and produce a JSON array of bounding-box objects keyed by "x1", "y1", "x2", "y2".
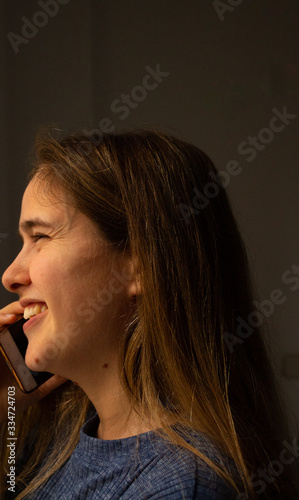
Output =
[{"x1": 31, "y1": 233, "x2": 49, "y2": 242}]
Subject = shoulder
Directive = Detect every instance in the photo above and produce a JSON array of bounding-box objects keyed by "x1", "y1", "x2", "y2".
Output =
[
  {"x1": 32, "y1": 415, "x2": 238, "y2": 499},
  {"x1": 131, "y1": 429, "x2": 237, "y2": 499}
]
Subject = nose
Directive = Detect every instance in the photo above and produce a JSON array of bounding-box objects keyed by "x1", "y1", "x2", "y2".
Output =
[{"x1": 2, "y1": 252, "x2": 31, "y2": 293}]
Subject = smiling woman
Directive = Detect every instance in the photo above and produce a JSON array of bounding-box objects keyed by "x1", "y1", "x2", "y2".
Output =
[
  {"x1": 4, "y1": 178, "x2": 134, "y2": 380},
  {"x1": 0, "y1": 129, "x2": 298, "y2": 499}
]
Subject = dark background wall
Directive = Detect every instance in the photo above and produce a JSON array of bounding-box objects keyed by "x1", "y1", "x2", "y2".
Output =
[{"x1": 1, "y1": 0, "x2": 299, "y2": 430}]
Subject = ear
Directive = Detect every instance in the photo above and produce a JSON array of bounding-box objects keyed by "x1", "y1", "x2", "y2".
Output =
[{"x1": 123, "y1": 258, "x2": 142, "y2": 298}]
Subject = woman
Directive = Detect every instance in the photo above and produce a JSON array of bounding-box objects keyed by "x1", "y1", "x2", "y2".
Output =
[{"x1": 0, "y1": 129, "x2": 297, "y2": 499}]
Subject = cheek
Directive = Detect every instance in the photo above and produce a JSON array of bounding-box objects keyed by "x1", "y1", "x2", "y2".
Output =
[
  {"x1": 32, "y1": 250, "x2": 97, "y2": 293},
  {"x1": 31, "y1": 257, "x2": 67, "y2": 296},
  {"x1": 30, "y1": 248, "x2": 123, "y2": 324}
]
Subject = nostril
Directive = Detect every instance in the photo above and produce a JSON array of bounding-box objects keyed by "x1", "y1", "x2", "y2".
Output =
[{"x1": 11, "y1": 282, "x2": 23, "y2": 290}]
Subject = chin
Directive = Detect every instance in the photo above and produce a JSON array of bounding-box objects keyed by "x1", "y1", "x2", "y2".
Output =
[
  {"x1": 25, "y1": 342, "x2": 59, "y2": 371},
  {"x1": 25, "y1": 353, "x2": 48, "y2": 372},
  {"x1": 26, "y1": 330, "x2": 65, "y2": 369}
]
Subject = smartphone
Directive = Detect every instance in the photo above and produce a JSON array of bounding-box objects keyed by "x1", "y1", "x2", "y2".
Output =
[{"x1": 0, "y1": 315, "x2": 53, "y2": 393}]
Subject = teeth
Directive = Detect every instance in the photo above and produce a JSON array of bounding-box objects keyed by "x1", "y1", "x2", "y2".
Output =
[
  {"x1": 33, "y1": 304, "x2": 41, "y2": 316},
  {"x1": 23, "y1": 304, "x2": 48, "y2": 320}
]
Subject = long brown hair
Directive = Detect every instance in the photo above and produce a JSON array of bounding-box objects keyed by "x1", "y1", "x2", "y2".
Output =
[{"x1": 1, "y1": 129, "x2": 298, "y2": 498}]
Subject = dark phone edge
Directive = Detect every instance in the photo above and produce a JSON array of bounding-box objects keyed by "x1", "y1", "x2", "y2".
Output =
[{"x1": 0, "y1": 316, "x2": 53, "y2": 393}]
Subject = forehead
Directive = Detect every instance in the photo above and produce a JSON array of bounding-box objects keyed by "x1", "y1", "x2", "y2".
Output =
[
  {"x1": 19, "y1": 178, "x2": 103, "y2": 243},
  {"x1": 20, "y1": 178, "x2": 75, "y2": 223}
]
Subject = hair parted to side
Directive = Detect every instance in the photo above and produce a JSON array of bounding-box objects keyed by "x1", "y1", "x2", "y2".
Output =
[{"x1": 1, "y1": 128, "x2": 298, "y2": 499}]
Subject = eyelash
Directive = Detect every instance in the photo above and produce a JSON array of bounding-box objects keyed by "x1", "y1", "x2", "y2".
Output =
[{"x1": 31, "y1": 234, "x2": 49, "y2": 242}]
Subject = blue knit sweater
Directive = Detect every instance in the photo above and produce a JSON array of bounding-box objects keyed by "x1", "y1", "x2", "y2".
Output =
[{"x1": 30, "y1": 414, "x2": 237, "y2": 499}]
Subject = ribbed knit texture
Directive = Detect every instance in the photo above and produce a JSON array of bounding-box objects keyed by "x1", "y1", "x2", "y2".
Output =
[{"x1": 29, "y1": 414, "x2": 236, "y2": 499}]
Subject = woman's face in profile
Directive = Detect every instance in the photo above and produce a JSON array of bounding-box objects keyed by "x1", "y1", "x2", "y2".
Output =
[{"x1": 2, "y1": 177, "x2": 135, "y2": 384}]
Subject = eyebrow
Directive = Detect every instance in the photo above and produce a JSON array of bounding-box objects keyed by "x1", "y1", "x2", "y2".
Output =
[{"x1": 18, "y1": 218, "x2": 54, "y2": 234}]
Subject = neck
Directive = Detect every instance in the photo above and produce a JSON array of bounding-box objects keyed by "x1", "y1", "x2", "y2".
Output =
[
  {"x1": 77, "y1": 362, "x2": 156, "y2": 440},
  {"x1": 96, "y1": 403, "x2": 156, "y2": 440}
]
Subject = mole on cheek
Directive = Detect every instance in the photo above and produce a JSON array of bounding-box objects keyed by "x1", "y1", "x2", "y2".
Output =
[{"x1": 102, "y1": 363, "x2": 108, "y2": 369}]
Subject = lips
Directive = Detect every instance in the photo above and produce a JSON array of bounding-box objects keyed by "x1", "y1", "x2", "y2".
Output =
[{"x1": 23, "y1": 302, "x2": 48, "y2": 320}]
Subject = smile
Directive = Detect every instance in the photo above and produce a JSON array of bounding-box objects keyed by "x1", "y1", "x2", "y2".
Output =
[{"x1": 23, "y1": 303, "x2": 48, "y2": 320}]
